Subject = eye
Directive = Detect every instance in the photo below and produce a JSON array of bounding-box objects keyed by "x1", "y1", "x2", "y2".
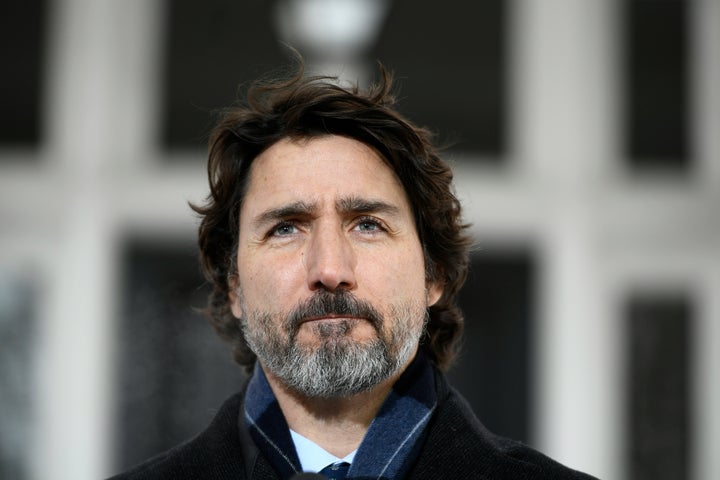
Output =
[
  {"x1": 354, "y1": 217, "x2": 384, "y2": 233},
  {"x1": 270, "y1": 222, "x2": 297, "y2": 236}
]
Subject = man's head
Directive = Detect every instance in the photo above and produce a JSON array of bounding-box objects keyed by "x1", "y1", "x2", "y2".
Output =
[
  {"x1": 230, "y1": 135, "x2": 438, "y2": 397},
  {"x1": 193, "y1": 65, "x2": 470, "y2": 382}
]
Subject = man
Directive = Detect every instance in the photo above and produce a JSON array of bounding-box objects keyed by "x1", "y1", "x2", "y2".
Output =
[{"x1": 111, "y1": 65, "x2": 597, "y2": 479}]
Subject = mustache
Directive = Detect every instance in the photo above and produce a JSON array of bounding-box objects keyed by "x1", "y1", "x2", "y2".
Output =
[{"x1": 286, "y1": 290, "x2": 383, "y2": 331}]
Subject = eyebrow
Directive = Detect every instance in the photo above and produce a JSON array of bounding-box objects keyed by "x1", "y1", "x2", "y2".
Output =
[
  {"x1": 336, "y1": 196, "x2": 402, "y2": 218},
  {"x1": 251, "y1": 197, "x2": 402, "y2": 230},
  {"x1": 252, "y1": 200, "x2": 318, "y2": 230}
]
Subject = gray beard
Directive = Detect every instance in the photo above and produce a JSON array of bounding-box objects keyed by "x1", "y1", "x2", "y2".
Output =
[{"x1": 239, "y1": 291, "x2": 426, "y2": 398}]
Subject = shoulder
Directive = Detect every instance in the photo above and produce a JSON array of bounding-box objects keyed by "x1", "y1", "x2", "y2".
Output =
[
  {"x1": 409, "y1": 373, "x2": 599, "y2": 480},
  {"x1": 106, "y1": 392, "x2": 250, "y2": 480}
]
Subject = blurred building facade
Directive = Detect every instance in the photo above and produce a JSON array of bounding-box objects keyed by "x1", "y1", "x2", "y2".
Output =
[{"x1": 0, "y1": 1, "x2": 718, "y2": 479}]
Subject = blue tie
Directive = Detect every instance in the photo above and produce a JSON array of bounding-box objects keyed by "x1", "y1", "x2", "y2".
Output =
[{"x1": 319, "y1": 462, "x2": 350, "y2": 479}]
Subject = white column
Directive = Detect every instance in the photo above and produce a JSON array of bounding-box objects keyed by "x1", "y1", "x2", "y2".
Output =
[
  {"x1": 692, "y1": 2, "x2": 720, "y2": 479},
  {"x1": 694, "y1": 0, "x2": 720, "y2": 190},
  {"x1": 35, "y1": 1, "x2": 117, "y2": 478},
  {"x1": 509, "y1": 0, "x2": 618, "y2": 184},
  {"x1": 510, "y1": 1, "x2": 618, "y2": 478},
  {"x1": 34, "y1": 172, "x2": 117, "y2": 480},
  {"x1": 33, "y1": 1, "x2": 163, "y2": 478},
  {"x1": 695, "y1": 255, "x2": 720, "y2": 480}
]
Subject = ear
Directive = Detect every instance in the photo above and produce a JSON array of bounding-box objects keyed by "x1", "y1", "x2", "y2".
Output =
[
  {"x1": 426, "y1": 279, "x2": 444, "y2": 307},
  {"x1": 228, "y1": 275, "x2": 243, "y2": 319}
]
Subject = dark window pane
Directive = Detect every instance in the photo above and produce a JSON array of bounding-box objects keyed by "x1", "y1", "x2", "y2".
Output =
[
  {"x1": 626, "y1": 293, "x2": 692, "y2": 480},
  {"x1": 448, "y1": 250, "x2": 534, "y2": 443},
  {"x1": 0, "y1": 1, "x2": 46, "y2": 147},
  {"x1": 161, "y1": 0, "x2": 286, "y2": 149},
  {"x1": 115, "y1": 240, "x2": 245, "y2": 471},
  {"x1": 162, "y1": 0, "x2": 505, "y2": 158},
  {"x1": 374, "y1": 0, "x2": 505, "y2": 156},
  {"x1": 624, "y1": 0, "x2": 689, "y2": 169}
]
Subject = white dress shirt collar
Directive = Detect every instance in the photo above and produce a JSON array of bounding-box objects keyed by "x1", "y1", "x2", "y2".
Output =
[{"x1": 289, "y1": 429, "x2": 356, "y2": 473}]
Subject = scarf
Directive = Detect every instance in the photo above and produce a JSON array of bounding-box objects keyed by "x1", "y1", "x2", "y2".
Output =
[{"x1": 243, "y1": 351, "x2": 438, "y2": 479}]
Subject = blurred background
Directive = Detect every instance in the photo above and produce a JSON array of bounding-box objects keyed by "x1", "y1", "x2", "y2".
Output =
[{"x1": 0, "y1": 0, "x2": 718, "y2": 479}]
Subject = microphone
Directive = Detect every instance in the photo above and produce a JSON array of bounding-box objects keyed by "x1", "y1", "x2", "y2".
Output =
[{"x1": 289, "y1": 474, "x2": 326, "y2": 479}]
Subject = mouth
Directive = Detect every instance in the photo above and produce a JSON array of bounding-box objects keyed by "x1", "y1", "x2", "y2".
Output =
[
  {"x1": 287, "y1": 290, "x2": 383, "y2": 335},
  {"x1": 299, "y1": 315, "x2": 364, "y2": 325}
]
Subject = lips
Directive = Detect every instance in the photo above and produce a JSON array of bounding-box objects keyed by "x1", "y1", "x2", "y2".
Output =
[
  {"x1": 300, "y1": 314, "x2": 363, "y2": 323},
  {"x1": 286, "y1": 290, "x2": 383, "y2": 332},
  {"x1": 297, "y1": 316, "x2": 366, "y2": 333}
]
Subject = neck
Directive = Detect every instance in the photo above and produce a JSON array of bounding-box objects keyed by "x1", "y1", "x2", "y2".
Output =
[{"x1": 262, "y1": 363, "x2": 407, "y2": 458}]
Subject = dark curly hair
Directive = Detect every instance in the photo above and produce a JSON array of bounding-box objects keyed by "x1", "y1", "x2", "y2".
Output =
[{"x1": 192, "y1": 63, "x2": 470, "y2": 372}]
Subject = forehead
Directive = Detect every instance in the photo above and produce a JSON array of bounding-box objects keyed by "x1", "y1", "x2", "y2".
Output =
[{"x1": 242, "y1": 135, "x2": 412, "y2": 214}]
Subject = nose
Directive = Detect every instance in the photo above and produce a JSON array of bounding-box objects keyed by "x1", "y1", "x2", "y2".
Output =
[{"x1": 304, "y1": 224, "x2": 357, "y2": 292}]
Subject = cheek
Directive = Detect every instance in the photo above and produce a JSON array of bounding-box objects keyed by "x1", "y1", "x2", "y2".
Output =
[
  {"x1": 239, "y1": 253, "x2": 305, "y2": 304},
  {"x1": 362, "y1": 249, "x2": 428, "y2": 301}
]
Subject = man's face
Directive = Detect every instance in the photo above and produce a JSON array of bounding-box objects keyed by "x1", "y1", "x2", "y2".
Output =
[{"x1": 230, "y1": 135, "x2": 442, "y2": 397}]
